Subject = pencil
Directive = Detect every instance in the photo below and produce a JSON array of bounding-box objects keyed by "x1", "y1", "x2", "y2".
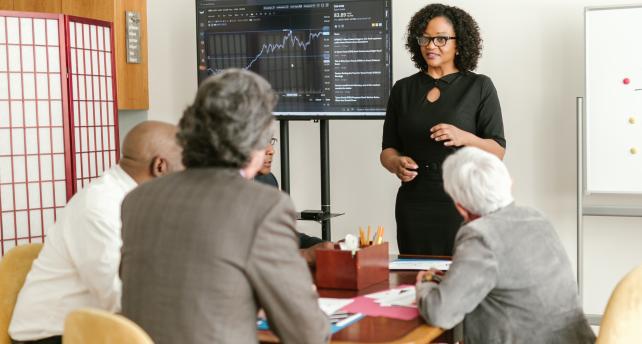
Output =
[
  {"x1": 367, "y1": 226, "x2": 371, "y2": 246},
  {"x1": 373, "y1": 226, "x2": 380, "y2": 245}
]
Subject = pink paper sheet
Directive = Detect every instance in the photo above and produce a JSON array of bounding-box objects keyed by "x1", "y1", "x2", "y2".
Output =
[{"x1": 340, "y1": 289, "x2": 420, "y2": 321}]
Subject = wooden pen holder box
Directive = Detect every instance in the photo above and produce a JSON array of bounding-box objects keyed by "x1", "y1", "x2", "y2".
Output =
[{"x1": 315, "y1": 242, "x2": 389, "y2": 290}]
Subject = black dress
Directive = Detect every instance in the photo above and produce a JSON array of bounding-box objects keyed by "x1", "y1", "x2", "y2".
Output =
[{"x1": 382, "y1": 71, "x2": 506, "y2": 255}]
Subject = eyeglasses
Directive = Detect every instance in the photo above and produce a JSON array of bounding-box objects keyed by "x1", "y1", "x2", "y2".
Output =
[
  {"x1": 270, "y1": 137, "x2": 278, "y2": 145},
  {"x1": 416, "y1": 36, "x2": 456, "y2": 47}
]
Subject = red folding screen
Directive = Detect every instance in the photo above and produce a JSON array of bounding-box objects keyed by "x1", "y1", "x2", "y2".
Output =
[
  {"x1": 0, "y1": 11, "x2": 118, "y2": 256},
  {"x1": 67, "y1": 16, "x2": 119, "y2": 192}
]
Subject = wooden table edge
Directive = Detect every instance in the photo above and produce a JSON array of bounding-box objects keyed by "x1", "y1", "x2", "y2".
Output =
[
  {"x1": 259, "y1": 324, "x2": 443, "y2": 344},
  {"x1": 332, "y1": 324, "x2": 444, "y2": 344}
]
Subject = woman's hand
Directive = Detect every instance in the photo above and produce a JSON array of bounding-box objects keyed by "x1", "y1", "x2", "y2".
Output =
[
  {"x1": 429, "y1": 124, "x2": 506, "y2": 159},
  {"x1": 430, "y1": 123, "x2": 473, "y2": 147},
  {"x1": 380, "y1": 148, "x2": 418, "y2": 182},
  {"x1": 392, "y1": 156, "x2": 419, "y2": 182}
]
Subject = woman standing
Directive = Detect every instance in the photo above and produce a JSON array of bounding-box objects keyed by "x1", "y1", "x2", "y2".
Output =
[{"x1": 381, "y1": 4, "x2": 505, "y2": 255}]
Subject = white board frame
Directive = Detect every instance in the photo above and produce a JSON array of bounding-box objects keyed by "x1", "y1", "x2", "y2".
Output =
[{"x1": 585, "y1": 5, "x2": 642, "y2": 194}]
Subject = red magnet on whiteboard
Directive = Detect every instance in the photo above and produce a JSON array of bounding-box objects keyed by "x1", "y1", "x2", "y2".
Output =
[{"x1": 623, "y1": 78, "x2": 631, "y2": 85}]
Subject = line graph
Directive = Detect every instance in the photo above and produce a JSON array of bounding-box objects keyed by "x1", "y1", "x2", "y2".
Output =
[
  {"x1": 205, "y1": 28, "x2": 327, "y2": 94},
  {"x1": 244, "y1": 29, "x2": 325, "y2": 70}
]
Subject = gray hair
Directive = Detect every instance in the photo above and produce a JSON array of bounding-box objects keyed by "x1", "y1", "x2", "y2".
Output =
[
  {"x1": 442, "y1": 147, "x2": 513, "y2": 216},
  {"x1": 178, "y1": 69, "x2": 277, "y2": 168}
]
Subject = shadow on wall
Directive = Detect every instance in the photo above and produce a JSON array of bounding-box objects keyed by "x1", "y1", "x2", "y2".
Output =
[{"x1": 118, "y1": 110, "x2": 149, "y2": 150}]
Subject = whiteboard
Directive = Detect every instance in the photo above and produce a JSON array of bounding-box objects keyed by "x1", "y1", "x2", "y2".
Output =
[{"x1": 586, "y1": 6, "x2": 642, "y2": 194}]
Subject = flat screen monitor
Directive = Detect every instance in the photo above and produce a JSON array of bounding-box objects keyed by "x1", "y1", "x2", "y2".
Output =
[{"x1": 196, "y1": 0, "x2": 392, "y2": 119}]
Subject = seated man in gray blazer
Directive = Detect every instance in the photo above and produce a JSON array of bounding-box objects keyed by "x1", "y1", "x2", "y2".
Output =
[
  {"x1": 120, "y1": 69, "x2": 330, "y2": 344},
  {"x1": 415, "y1": 147, "x2": 595, "y2": 344}
]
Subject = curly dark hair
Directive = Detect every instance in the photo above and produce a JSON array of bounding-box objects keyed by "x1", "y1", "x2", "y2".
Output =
[
  {"x1": 177, "y1": 69, "x2": 276, "y2": 168},
  {"x1": 406, "y1": 4, "x2": 482, "y2": 72}
]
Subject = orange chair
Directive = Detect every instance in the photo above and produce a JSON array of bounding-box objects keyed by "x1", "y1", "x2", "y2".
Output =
[
  {"x1": 64, "y1": 308, "x2": 153, "y2": 344},
  {"x1": 596, "y1": 264, "x2": 642, "y2": 344},
  {"x1": 0, "y1": 243, "x2": 43, "y2": 344}
]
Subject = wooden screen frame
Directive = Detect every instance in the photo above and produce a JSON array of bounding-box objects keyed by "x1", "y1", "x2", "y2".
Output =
[{"x1": 64, "y1": 15, "x2": 119, "y2": 194}]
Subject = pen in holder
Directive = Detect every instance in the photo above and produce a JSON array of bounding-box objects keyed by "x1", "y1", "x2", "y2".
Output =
[{"x1": 359, "y1": 225, "x2": 385, "y2": 247}]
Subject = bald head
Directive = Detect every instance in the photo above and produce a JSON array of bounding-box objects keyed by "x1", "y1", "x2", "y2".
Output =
[{"x1": 119, "y1": 121, "x2": 183, "y2": 184}]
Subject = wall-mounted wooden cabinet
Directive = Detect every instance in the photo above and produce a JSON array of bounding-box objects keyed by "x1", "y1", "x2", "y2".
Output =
[{"x1": 0, "y1": 0, "x2": 149, "y2": 110}]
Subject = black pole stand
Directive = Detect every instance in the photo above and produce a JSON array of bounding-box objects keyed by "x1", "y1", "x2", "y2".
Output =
[
  {"x1": 320, "y1": 119, "x2": 331, "y2": 241},
  {"x1": 278, "y1": 119, "x2": 341, "y2": 242},
  {"x1": 279, "y1": 120, "x2": 290, "y2": 194}
]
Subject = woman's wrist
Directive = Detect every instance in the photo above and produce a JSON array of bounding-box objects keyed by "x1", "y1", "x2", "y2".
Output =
[
  {"x1": 462, "y1": 135, "x2": 505, "y2": 159},
  {"x1": 462, "y1": 131, "x2": 478, "y2": 147},
  {"x1": 381, "y1": 149, "x2": 400, "y2": 172},
  {"x1": 385, "y1": 156, "x2": 399, "y2": 173}
]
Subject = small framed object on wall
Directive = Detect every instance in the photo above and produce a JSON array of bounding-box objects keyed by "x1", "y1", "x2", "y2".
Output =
[{"x1": 125, "y1": 11, "x2": 141, "y2": 64}]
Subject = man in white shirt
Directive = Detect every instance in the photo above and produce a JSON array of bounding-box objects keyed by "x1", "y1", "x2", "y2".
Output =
[{"x1": 9, "y1": 121, "x2": 183, "y2": 344}]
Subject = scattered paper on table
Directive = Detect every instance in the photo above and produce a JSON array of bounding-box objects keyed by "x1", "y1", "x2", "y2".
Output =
[
  {"x1": 380, "y1": 290, "x2": 415, "y2": 308},
  {"x1": 319, "y1": 298, "x2": 354, "y2": 316},
  {"x1": 389, "y1": 259, "x2": 451, "y2": 271},
  {"x1": 341, "y1": 285, "x2": 419, "y2": 320},
  {"x1": 366, "y1": 286, "x2": 415, "y2": 307},
  {"x1": 366, "y1": 286, "x2": 413, "y2": 300}
]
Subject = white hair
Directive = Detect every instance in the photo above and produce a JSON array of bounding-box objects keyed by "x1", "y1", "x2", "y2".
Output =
[{"x1": 442, "y1": 147, "x2": 513, "y2": 216}]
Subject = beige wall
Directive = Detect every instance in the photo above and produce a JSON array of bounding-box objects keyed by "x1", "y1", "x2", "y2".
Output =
[
  {"x1": 146, "y1": 0, "x2": 198, "y2": 123},
  {"x1": 127, "y1": 0, "x2": 642, "y2": 315}
]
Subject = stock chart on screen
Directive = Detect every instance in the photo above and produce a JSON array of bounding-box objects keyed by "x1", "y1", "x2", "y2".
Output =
[{"x1": 196, "y1": 0, "x2": 392, "y2": 118}]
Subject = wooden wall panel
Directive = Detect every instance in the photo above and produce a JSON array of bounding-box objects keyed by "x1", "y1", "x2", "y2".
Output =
[
  {"x1": 61, "y1": 0, "x2": 112, "y2": 22},
  {"x1": 113, "y1": 0, "x2": 148, "y2": 109},
  {"x1": 0, "y1": 0, "x2": 13, "y2": 10},
  {"x1": 61, "y1": 0, "x2": 149, "y2": 110},
  {"x1": 13, "y1": 0, "x2": 62, "y2": 13}
]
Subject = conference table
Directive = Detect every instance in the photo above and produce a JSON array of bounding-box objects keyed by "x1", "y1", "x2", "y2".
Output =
[{"x1": 259, "y1": 256, "x2": 458, "y2": 344}]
